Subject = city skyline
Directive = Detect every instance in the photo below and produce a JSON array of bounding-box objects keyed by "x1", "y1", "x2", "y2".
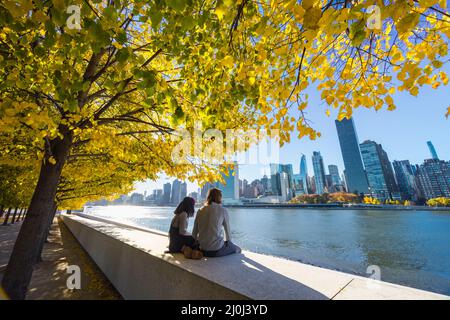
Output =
[{"x1": 133, "y1": 73, "x2": 450, "y2": 194}]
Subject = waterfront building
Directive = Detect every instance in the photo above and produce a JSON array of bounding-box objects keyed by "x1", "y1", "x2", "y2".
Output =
[
  {"x1": 213, "y1": 164, "x2": 240, "y2": 203},
  {"x1": 163, "y1": 183, "x2": 171, "y2": 204},
  {"x1": 335, "y1": 118, "x2": 369, "y2": 194},
  {"x1": 279, "y1": 172, "x2": 291, "y2": 201},
  {"x1": 299, "y1": 154, "x2": 309, "y2": 194},
  {"x1": 427, "y1": 141, "x2": 439, "y2": 160},
  {"x1": 328, "y1": 164, "x2": 343, "y2": 192},
  {"x1": 393, "y1": 160, "x2": 417, "y2": 201},
  {"x1": 180, "y1": 182, "x2": 187, "y2": 200},
  {"x1": 130, "y1": 192, "x2": 144, "y2": 205},
  {"x1": 261, "y1": 175, "x2": 271, "y2": 195},
  {"x1": 360, "y1": 140, "x2": 399, "y2": 200},
  {"x1": 171, "y1": 179, "x2": 182, "y2": 204},
  {"x1": 312, "y1": 151, "x2": 326, "y2": 194},
  {"x1": 416, "y1": 159, "x2": 450, "y2": 199},
  {"x1": 270, "y1": 163, "x2": 294, "y2": 198}
]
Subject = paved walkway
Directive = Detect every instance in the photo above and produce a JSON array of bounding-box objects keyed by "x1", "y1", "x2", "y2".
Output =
[{"x1": 0, "y1": 216, "x2": 122, "y2": 300}]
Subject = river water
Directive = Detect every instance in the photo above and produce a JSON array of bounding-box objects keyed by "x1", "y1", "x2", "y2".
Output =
[{"x1": 84, "y1": 205, "x2": 450, "y2": 295}]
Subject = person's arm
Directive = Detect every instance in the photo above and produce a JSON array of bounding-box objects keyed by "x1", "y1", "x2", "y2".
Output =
[
  {"x1": 179, "y1": 212, "x2": 191, "y2": 235},
  {"x1": 222, "y1": 208, "x2": 232, "y2": 242}
]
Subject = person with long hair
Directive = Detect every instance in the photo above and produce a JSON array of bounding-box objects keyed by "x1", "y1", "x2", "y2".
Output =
[
  {"x1": 192, "y1": 188, "x2": 241, "y2": 257},
  {"x1": 168, "y1": 197, "x2": 197, "y2": 254}
]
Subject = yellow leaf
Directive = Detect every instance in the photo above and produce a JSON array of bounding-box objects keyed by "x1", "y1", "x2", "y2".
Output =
[
  {"x1": 221, "y1": 55, "x2": 234, "y2": 68},
  {"x1": 215, "y1": 6, "x2": 226, "y2": 21}
]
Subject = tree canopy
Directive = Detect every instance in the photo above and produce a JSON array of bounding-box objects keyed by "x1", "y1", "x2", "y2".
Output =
[{"x1": 0, "y1": 0, "x2": 449, "y2": 300}]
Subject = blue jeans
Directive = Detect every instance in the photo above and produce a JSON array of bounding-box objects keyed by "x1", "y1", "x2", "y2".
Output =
[{"x1": 203, "y1": 241, "x2": 241, "y2": 257}]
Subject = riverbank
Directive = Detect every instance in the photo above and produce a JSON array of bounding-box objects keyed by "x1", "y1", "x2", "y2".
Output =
[
  {"x1": 225, "y1": 203, "x2": 450, "y2": 211},
  {"x1": 84, "y1": 203, "x2": 450, "y2": 211},
  {"x1": 0, "y1": 217, "x2": 122, "y2": 300}
]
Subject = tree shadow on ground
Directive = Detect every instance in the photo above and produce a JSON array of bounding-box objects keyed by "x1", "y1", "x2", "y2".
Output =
[{"x1": 25, "y1": 218, "x2": 122, "y2": 300}]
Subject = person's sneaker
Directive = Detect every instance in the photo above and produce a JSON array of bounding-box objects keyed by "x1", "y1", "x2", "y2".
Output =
[
  {"x1": 191, "y1": 250, "x2": 203, "y2": 260},
  {"x1": 182, "y1": 246, "x2": 192, "y2": 259}
]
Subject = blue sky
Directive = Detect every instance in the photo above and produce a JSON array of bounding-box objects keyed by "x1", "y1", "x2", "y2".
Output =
[{"x1": 134, "y1": 66, "x2": 450, "y2": 195}]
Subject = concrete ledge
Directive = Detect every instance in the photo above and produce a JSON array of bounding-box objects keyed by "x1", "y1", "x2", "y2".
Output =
[{"x1": 61, "y1": 214, "x2": 450, "y2": 300}]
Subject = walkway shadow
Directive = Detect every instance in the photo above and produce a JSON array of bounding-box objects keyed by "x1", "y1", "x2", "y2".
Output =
[{"x1": 26, "y1": 218, "x2": 122, "y2": 300}]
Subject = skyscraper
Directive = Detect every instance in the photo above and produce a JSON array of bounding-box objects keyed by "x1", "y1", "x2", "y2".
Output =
[
  {"x1": 393, "y1": 160, "x2": 417, "y2": 200},
  {"x1": 335, "y1": 118, "x2": 369, "y2": 194},
  {"x1": 163, "y1": 183, "x2": 171, "y2": 204},
  {"x1": 270, "y1": 163, "x2": 294, "y2": 199},
  {"x1": 427, "y1": 141, "x2": 439, "y2": 160},
  {"x1": 328, "y1": 164, "x2": 342, "y2": 186},
  {"x1": 312, "y1": 151, "x2": 326, "y2": 194},
  {"x1": 299, "y1": 154, "x2": 309, "y2": 194},
  {"x1": 416, "y1": 159, "x2": 450, "y2": 199},
  {"x1": 360, "y1": 140, "x2": 398, "y2": 200},
  {"x1": 171, "y1": 179, "x2": 182, "y2": 204},
  {"x1": 214, "y1": 163, "x2": 240, "y2": 202}
]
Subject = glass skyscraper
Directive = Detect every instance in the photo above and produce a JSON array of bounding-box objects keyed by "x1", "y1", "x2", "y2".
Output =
[
  {"x1": 392, "y1": 160, "x2": 417, "y2": 200},
  {"x1": 299, "y1": 154, "x2": 309, "y2": 194},
  {"x1": 312, "y1": 151, "x2": 326, "y2": 194},
  {"x1": 270, "y1": 163, "x2": 294, "y2": 200},
  {"x1": 427, "y1": 141, "x2": 439, "y2": 160},
  {"x1": 360, "y1": 140, "x2": 398, "y2": 200},
  {"x1": 214, "y1": 163, "x2": 240, "y2": 201},
  {"x1": 335, "y1": 118, "x2": 369, "y2": 194}
]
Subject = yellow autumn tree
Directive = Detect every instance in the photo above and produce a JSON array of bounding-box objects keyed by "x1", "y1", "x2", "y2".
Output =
[{"x1": 1, "y1": 0, "x2": 449, "y2": 299}]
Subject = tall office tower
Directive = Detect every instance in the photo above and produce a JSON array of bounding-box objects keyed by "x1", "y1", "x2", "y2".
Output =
[
  {"x1": 427, "y1": 141, "x2": 439, "y2": 160},
  {"x1": 163, "y1": 183, "x2": 172, "y2": 204},
  {"x1": 270, "y1": 163, "x2": 295, "y2": 198},
  {"x1": 180, "y1": 182, "x2": 187, "y2": 200},
  {"x1": 416, "y1": 159, "x2": 450, "y2": 199},
  {"x1": 328, "y1": 164, "x2": 342, "y2": 191},
  {"x1": 393, "y1": 160, "x2": 417, "y2": 200},
  {"x1": 214, "y1": 163, "x2": 240, "y2": 201},
  {"x1": 171, "y1": 179, "x2": 182, "y2": 204},
  {"x1": 299, "y1": 154, "x2": 309, "y2": 194},
  {"x1": 360, "y1": 140, "x2": 399, "y2": 200},
  {"x1": 312, "y1": 151, "x2": 326, "y2": 194},
  {"x1": 335, "y1": 118, "x2": 369, "y2": 194},
  {"x1": 261, "y1": 175, "x2": 270, "y2": 194},
  {"x1": 279, "y1": 172, "x2": 291, "y2": 201}
]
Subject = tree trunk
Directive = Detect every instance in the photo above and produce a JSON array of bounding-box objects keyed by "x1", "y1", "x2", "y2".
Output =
[
  {"x1": 15, "y1": 208, "x2": 24, "y2": 223},
  {"x1": 2, "y1": 208, "x2": 12, "y2": 226},
  {"x1": 0, "y1": 205, "x2": 4, "y2": 218},
  {"x1": 36, "y1": 204, "x2": 57, "y2": 263},
  {"x1": 1, "y1": 131, "x2": 72, "y2": 300},
  {"x1": 20, "y1": 209, "x2": 27, "y2": 221},
  {"x1": 10, "y1": 208, "x2": 18, "y2": 224}
]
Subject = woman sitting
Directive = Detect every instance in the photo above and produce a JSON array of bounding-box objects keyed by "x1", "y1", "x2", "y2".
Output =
[
  {"x1": 192, "y1": 188, "x2": 241, "y2": 257},
  {"x1": 168, "y1": 197, "x2": 196, "y2": 253}
]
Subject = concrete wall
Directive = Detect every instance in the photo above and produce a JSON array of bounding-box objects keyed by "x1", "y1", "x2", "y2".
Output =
[
  {"x1": 62, "y1": 215, "x2": 247, "y2": 300},
  {"x1": 61, "y1": 214, "x2": 450, "y2": 300}
]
